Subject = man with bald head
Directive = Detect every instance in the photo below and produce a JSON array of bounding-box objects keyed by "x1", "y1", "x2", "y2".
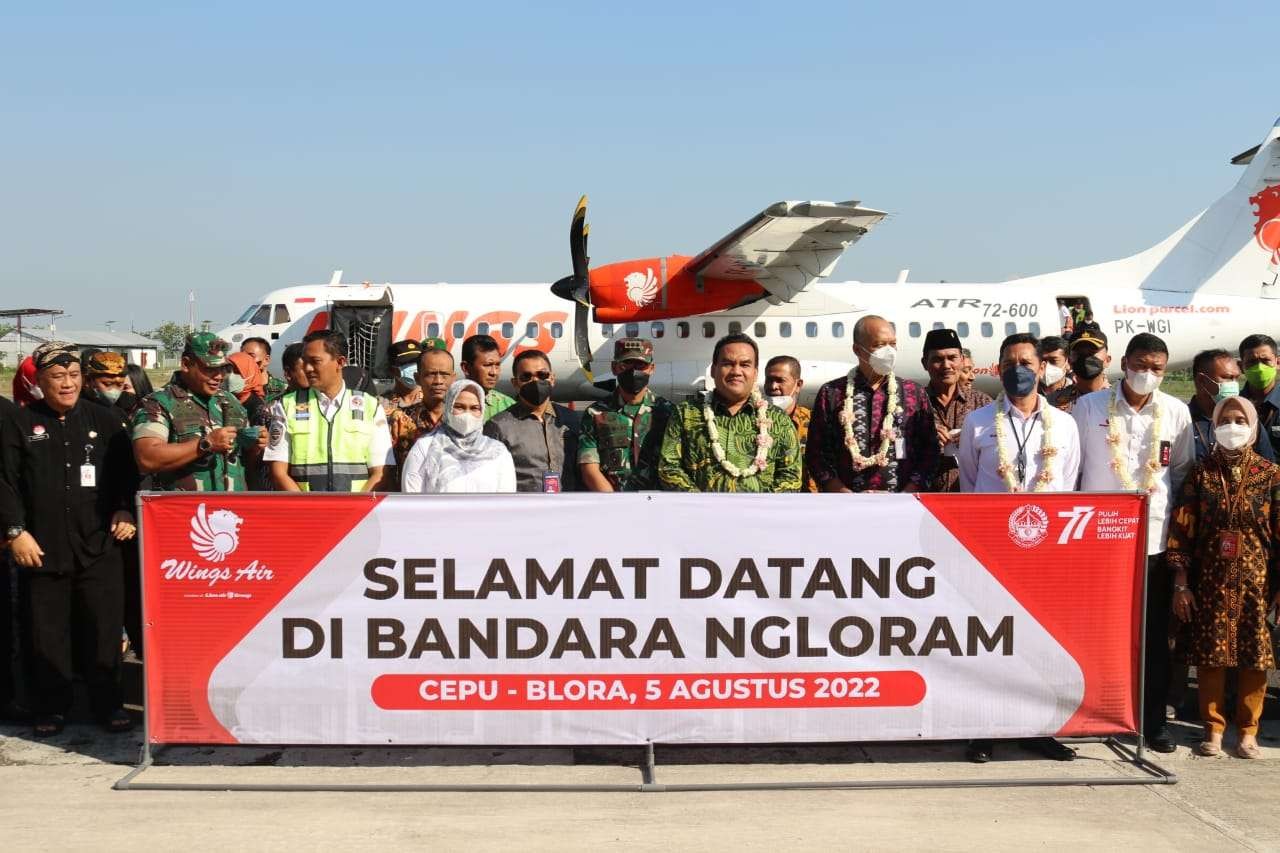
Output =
[{"x1": 806, "y1": 315, "x2": 937, "y2": 492}]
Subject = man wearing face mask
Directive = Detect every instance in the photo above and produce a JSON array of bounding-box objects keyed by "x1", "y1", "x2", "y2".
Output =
[
  {"x1": 380, "y1": 339, "x2": 425, "y2": 414},
  {"x1": 922, "y1": 329, "x2": 992, "y2": 492},
  {"x1": 1038, "y1": 336, "x2": 1070, "y2": 399},
  {"x1": 81, "y1": 351, "x2": 138, "y2": 423},
  {"x1": 1239, "y1": 333, "x2": 1280, "y2": 459},
  {"x1": 1050, "y1": 331, "x2": 1111, "y2": 413},
  {"x1": 807, "y1": 315, "x2": 937, "y2": 493},
  {"x1": 1073, "y1": 333, "x2": 1192, "y2": 754},
  {"x1": 483, "y1": 350, "x2": 579, "y2": 492},
  {"x1": 762, "y1": 355, "x2": 815, "y2": 492},
  {"x1": 1189, "y1": 348, "x2": 1274, "y2": 462},
  {"x1": 578, "y1": 338, "x2": 674, "y2": 492}
]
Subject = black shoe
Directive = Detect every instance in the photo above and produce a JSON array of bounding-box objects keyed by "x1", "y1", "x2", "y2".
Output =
[
  {"x1": 1022, "y1": 737, "x2": 1076, "y2": 761},
  {"x1": 965, "y1": 739, "x2": 994, "y2": 763},
  {"x1": 1146, "y1": 728, "x2": 1177, "y2": 753}
]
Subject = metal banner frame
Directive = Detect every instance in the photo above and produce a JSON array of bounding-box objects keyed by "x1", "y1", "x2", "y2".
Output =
[{"x1": 115, "y1": 491, "x2": 1177, "y2": 793}]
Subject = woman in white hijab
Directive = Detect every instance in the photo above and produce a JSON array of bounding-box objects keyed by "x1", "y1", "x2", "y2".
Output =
[{"x1": 402, "y1": 380, "x2": 516, "y2": 493}]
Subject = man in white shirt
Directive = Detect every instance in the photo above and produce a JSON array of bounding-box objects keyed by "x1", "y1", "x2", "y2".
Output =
[
  {"x1": 958, "y1": 334, "x2": 1082, "y2": 494},
  {"x1": 956, "y1": 333, "x2": 1082, "y2": 764},
  {"x1": 264, "y1": 330, "x2": 395, "y2": 492},
  {"x1": 1072, "y1": 332, "x2": 1192, "y2": 754}
]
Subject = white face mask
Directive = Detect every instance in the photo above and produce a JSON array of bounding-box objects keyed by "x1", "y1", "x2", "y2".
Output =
[
  {"x1": 1042, "y1": 363, "x2": 1066, "y2": 386},
  {"x1": 767, "y1": 394, "x2": 794, "y2": 411},
  {"x1": 1214, "y1": 422, "x2": 1252, "y2": 451},
  {"x1": 226, "y1": 372, "x2": 247, "y2": 395},
  {"x1": 1125, "y1": 369, "x2": 1162, "y2": 396},
  {"x1": 864, "y1": 345, "x2": 897, "y2": 376},
  {"x1": 446, "y1": 411, "x2": 483, "y2": 436}
]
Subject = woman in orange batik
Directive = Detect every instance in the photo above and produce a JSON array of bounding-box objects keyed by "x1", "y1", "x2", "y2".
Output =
[{"x1": 1166, "y1": 395, "x2": 1279, "y2": 759}]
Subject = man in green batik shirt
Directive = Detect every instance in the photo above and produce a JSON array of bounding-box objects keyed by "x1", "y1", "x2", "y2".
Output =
[
  {"x1": 579, "y1": 337, "x2": 674, "y2": 491},
  {"x1": 659, "y1": 333, "x2": 800, "y2": 493}
]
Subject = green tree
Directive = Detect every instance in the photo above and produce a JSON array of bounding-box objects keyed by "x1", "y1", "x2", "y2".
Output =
[{"x1": 147, "y1": 321, "x2": 189, "y2": 357}]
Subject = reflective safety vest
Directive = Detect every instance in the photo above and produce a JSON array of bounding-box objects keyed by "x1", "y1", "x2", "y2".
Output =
[{"x1": 281, "y1": 387, "x2": 378, "y2": 492}]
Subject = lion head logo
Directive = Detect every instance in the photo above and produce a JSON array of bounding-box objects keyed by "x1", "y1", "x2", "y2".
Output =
[
  {"x1": 624, "y1": 268, "x2": 659, "y2": 308},
  {"x1": 1250, "y1": 183, "x2": 1280, "y2": 266},
  {"x1": 190, "y1": 503, "x2": 243, "y2": 562}
]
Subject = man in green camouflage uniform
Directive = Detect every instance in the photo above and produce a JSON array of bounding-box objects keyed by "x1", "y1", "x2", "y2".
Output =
[
  {"x1": 659, "y1": 333, "x2": 801, "y2": 493},
  {"x1": 578, "y1": 338, "x2": 674, "y2": 491},
  {"x1": 132, "y1": 332, "x2": 268, "y2": 491}
]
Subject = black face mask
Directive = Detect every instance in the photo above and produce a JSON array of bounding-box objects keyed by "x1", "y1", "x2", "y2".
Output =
[
  {"x1": 519, "y1": 379, "x2": 552, "y2": 406},
  {"x1": 618, "y1": 368, "x2": 651, "y2": 394},
  {"x1": 115, "y1": 391, "x2": 138, "y2": 411},
  {"x1": 1071, "y1": 355, "x2": 1104, "y2": 380}
]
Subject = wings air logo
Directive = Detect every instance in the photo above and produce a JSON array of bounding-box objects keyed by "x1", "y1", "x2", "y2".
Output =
[
  {"x1": 190, "y1": 503, "x2": 243, "y2": 562},
  {"x1": 1250, "y1": 184, "x2": 1280, "y2": 267},
  {"x1": 625, "y1": 268, "x2": 660, "y2": 308},
  {"x1": 1007, "y1": 503, "x2": 1049, "y2": 549}
]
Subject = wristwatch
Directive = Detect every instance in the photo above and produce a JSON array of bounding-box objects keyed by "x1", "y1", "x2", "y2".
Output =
[
  {"x1": 1174, "y1": 584, "x2": 1190, "y2": 593},
  {"x1": 5, "y1": 526, "x2": 23, "y2": 541},
  {"x1": 197, "y1": 436, "x2": 213, "y2": 456}
]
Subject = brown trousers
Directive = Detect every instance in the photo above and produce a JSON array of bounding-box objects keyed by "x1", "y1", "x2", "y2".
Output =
[{"x1": 1198, "y1": 667, "x2": 1269, "y2": 736}]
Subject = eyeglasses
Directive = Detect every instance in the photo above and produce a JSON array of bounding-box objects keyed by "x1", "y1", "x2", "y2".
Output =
[{"x1": 517, "y1": 370, "x2": 552, "y2": 382}]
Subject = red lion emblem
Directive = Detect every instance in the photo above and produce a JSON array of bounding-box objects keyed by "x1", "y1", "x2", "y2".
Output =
[{"x1": 1250, "y1": 184, "x2": 1280, "y2": 265}]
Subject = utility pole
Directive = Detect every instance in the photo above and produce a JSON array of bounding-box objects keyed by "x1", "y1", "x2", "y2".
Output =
[{"x1": 188, "y1": 291, "x2": 196, "y2": 331}]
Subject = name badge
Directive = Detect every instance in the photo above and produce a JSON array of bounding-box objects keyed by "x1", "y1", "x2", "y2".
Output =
[
  {"x1": 1159, "y1": 440, "x2": 1171, "y2": 467},
  {"x1": 542, "y1": 472, "x2": 562, "y2": 493},
  {"x1": 80, "y1": 464, "x2": 96, "y2": 488},
  {"x1": 1219, "y1": 530, "x2": 1241, "y2": 560},
  {"x1": 894, "y1": 437, "x2": 906, "y2": 460}
]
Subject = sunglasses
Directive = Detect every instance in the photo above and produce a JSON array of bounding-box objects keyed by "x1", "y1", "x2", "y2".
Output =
[{"x1": 517, "y1": 370, "x2": 552, "y2": 382}]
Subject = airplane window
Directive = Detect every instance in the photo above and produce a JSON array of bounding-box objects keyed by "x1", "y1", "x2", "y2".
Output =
[
  {"x1": 729, "y1": 321, "x2": 742, "y2": 334},
  {"x1": 932, "y1": 322, "x2": 944, "y2": 330},
  {"x1": 677, "y1": 322, "x2": 690, "y2": 339},
  {"x1": 427, "y1": 322, "x2": 440, "y2": 338},
  {"x1": 550, "y1": 322, "x2": 564, "y2": 339},
  {"x1": 702, "y1": 322, "x2": 715, "y2": 338},
  {"x1": 805, "y1": 322, "x2": 818, "y2": 338},
  {"x1": 651, "y1": 321, "x2": 665, "y2": 339},
  {"x1": 1005, "y1": 322, "x2": 1016, "y2": 336},
  {"x1": 501, "y1": 322, "x2": 514, "y2": 338},
  {"x1": 452, "y1": 322, "x2": 465, "y2": 339},
  {"x1": 273, "y1": 304, "x2": 291, "y2": 325},
  {"x1": 601, "y1": 324, "x2": 614, "y2": 337},
  {"x1": 832, "y1": 322, "x2": 845, "y2": 338},
  {"x1": 249, "y1": 305, "x2": 272, "y2": 325},
  {"x1": 780, "y1": 322, "x2": 792, "y2": 338},
  {"x1": 754, "y1": 322, "x2": 767, "y2": 337},
  {"x1": 981, "y1": 322, "x2": 993, "y2": 337},
  {"x1": 477, "y1": 322, "x2": 490, "y2": 335},
  {"x1": 626, "y1": 323, "x2": 640, "y2": 338},
  {"x1": 908, "y1": 322, "x2": 921, "y2": 337},
  {"x1": 1029, "y1": 321, "x2": 1041, "y2": 336},
  {"x1": 236, "y1": 305, "x2": 261, "y2": 324},
  {"x1": 526, "y1": 322, "x2": 538, "y2": 338},
  {"x1": 957, "y1": 322, "x2": 969, "y2": 337}
]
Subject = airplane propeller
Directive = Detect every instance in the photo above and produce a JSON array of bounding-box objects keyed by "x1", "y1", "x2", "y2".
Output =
[{"x1": 551, "y1": 195, "x2": 595, "y2": 381}]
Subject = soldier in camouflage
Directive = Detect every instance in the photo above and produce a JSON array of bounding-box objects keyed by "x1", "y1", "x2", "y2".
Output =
[
  {"x1": 578, "y1": 338, "x2": 674, "y2": 492},
  {"x1": 132, "y1": 332, "x2": 268, "y2": 491}
]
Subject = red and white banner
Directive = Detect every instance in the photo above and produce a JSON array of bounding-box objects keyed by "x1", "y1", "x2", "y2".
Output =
[{"x1": 140, "y1": 492, "x2": 1146, "y2": 745}]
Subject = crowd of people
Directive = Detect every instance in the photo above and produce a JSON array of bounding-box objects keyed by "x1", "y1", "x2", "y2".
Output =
[{"x1": 0, "y1": 320, "x2": 1276, "y2": 762}]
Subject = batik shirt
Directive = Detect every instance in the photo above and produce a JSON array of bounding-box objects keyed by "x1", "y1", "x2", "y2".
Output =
[
  {"x1": 658, "y1": 394, "x2": 801, "y2": 493},
  {"x1": 806, "y1": 372, "x2": 937, "y2": 492}
]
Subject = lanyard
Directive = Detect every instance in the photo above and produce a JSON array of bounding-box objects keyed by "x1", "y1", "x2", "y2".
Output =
[{"x1": 1008, "y1": 411, "x2": 1042, "y2": 486}]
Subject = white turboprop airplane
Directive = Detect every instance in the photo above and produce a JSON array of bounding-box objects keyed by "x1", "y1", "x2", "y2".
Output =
[{"x1": 218, "y1": 117, "x2": 1280, "y2": 404}]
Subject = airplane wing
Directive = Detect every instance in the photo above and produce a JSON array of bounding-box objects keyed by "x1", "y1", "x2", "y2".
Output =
[{"x1": 687, "y1": 200, "x2": 887, "y2": 302}]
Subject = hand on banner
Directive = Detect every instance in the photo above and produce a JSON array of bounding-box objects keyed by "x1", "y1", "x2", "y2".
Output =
[
  {"x1": 110, "y1": 511, "x2": 137, "y2": 541},
  {"x1": 9, "y1": 531, "x2": 44, "y2": 568},
  {"x1": 1172, "y1": 587, "x2": 1196, "y2": 622}
]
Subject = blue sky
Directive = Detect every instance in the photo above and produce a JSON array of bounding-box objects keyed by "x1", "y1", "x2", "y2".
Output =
[{"x1": 1, "y1": 2, "x2": 1276, "y2": 332}]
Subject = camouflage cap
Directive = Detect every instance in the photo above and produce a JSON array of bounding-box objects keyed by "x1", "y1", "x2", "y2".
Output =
[
  {"x1": 85, "y1": 350, "x2": 127, "y2": 377},
  {"x1": 184, "y1": 332, "x2": 231, "y2": 368},
  {"x1": 613, "y1": 337, "x2": 654, "y2": 364},
  {"x1": 31, "y1": 340, "x2": 78, "y2": 371}
]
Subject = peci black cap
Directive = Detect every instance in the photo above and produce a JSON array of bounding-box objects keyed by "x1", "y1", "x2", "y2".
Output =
[
  {"x1": 388, "y1": 339, "x2": 423, "y2": 366},
  {"x1": 922, "y1": 327, "x2": 963, "y2": 354}
]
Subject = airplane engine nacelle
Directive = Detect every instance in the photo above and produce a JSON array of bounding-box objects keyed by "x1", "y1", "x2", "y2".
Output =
[{"x1": 589, "y1": 255, "x2": 768, "y2": 322}]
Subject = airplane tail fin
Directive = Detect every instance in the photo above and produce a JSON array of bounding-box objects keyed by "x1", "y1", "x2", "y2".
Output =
[{"x1": 1132, "y1": 118, "x2": 1280, "y2": 297}]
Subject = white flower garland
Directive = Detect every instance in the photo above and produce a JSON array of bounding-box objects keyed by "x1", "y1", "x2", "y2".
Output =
[
  {"x1": 704, "y1": 389, "x2": 774, "y2": 478},
  {"x1": 993, "y1": 395, "x2": 1058, "y2": 492},
  {"x1": 838, "y1": 369, "x2": 901, "y2": 470},
  {"x1": 1106, "y1": 385, "x2": 1163, "y2": 493}
]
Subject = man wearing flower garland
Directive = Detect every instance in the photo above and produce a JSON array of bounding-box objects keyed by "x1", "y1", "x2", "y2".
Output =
[
  {"x1": 921, "y1": 328, "x2": 991, "y2": 492},
  {"x1": 1073, "y1": 332, "x2": 1192, "y2": 754},
  {"x1": 807, "y1": 315, "x2": 937, "y2": 493},
  {"x1": 956, "y1": 332, "x2": 1082, "y2": 763},
  {"x1": 658, "y1": 333, "x2": 800, "y2": 493}
]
